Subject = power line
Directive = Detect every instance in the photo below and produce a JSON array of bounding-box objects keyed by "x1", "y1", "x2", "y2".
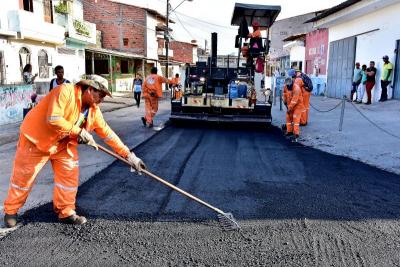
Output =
[
  {"x1": 174, "y1": 10, "x2": 237, "y2": 31},
  {"x1": 171, "y1": 11, "x2": 195, "y2": 40}
]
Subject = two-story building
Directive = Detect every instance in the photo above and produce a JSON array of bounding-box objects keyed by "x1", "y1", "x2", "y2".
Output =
[
  {"x1": 83, "y1": 0, "x2": 172, "y2": 93},
  {"x1": 0, "y1": 0, "x2": 96, "y2": 92}
]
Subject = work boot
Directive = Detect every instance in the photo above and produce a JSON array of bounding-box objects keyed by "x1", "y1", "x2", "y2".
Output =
[
  {"x1": 59, "y1": 214, "x2": 87, "y2": 225},
  {"x1": 285, "y1": 132, "x2": 293, "y2": 137},
  {"x1": 292, "y1": 134, "x2": 299, "y2": 142},
  {"x1": 141, "y1": 117, "x2": 146, "y2": 127},
  {"x1": 4, "y1": 214, "x2": 17, "y2": 228},
  {"x1": 146, "y1": 122, "x2": 154, "y2": 128}
]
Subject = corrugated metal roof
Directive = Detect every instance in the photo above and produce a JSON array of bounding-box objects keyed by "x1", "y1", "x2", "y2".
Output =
[
  {"x1": 85, "y1": 47, "x2": 146, "y2": 60},
  {"x1": 282, "y1": 33, "x2": 307, "y2": 42},
  {"x1": 231, "y1": 3, "x2": 281, "y2": 28},
  {"x1": 305, "y1": 0, "x2": 362, "y2": 23}
]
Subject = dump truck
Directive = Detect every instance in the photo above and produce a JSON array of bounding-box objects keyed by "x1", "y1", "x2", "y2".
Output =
[{"x1": 170, "y1": 3, "x2": 281, "y2": 125}]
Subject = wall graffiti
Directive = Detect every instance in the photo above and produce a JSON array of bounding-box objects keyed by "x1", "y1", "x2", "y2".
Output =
[{"x1": 0, "y1": 84, "x2": 34, "y2": 125}]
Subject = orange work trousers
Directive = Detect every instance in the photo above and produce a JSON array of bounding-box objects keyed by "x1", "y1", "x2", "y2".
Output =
[
  {"x1": 301, "y1": 90, "x2": 311, "y2": 125},
  {"x1": 174, "y1": 90, "x2": 183, "y2": 100},
  {"x1": 286, "y1": 108, "x2": 302, "y2": 135},
  {"x1": 4, "y1": 134, "x2": 79, "y2": 219},
  {"x1": 144, "y1": 96, "x2": 159, "y2": 124}
]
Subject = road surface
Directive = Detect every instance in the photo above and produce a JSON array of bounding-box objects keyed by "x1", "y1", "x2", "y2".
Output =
[{"x1": 1, "y1": 125, "x2": 400, "y2": 266}]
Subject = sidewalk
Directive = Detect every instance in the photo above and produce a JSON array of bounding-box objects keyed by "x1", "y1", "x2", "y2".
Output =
[
  {"x1": 272, "y1": 96, "x2": 400, "y2": 175},
  {"x1": 0, "y1": 96, "x2": 171, "y2": 217}
]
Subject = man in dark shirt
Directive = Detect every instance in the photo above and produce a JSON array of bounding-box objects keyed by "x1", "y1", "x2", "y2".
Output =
[
  {"x1": 365, "y1": 61, "x2": 376, "y2": 105},
  {"x1": 49, "y1": 65, "x2": 70, "y2": 91}
]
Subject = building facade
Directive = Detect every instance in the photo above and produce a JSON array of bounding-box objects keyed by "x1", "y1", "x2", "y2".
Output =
[
  {"x1": 305, "y1": 28, "x2": 329, "y2": 77},
  {"x1": 83, "y1": 0, "x2": 172, "y2": 93},
  {"x1": 309, "y1": 0, "x2": 400, "y2": 101}
]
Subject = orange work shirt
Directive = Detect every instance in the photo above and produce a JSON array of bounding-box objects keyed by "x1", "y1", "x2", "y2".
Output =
[
  {"x1": 21, "y1": 83, "x2": 130, "y2": 157},
  {"x1": 143, "y1": 74, "x2": 169, "y2": 98},
  {"x1": 249, "y1": 29, "x2": 261, "y2": 38}
]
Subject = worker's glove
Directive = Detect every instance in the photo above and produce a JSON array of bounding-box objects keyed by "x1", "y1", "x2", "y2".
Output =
[
  {"x1": 149, "y1": 92, "x2": 156, "y2": 97},
  {"x1": 77, "y1": 129, "x2": 98, "y2": 150},
  {"x1": 127, "y1": 152, "x2": 147, "y2": 174}
]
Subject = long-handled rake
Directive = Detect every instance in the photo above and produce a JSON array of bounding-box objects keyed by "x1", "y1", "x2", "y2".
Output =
[{"x1": 97, "y1": 144, "x2": 240, "y2": 231}]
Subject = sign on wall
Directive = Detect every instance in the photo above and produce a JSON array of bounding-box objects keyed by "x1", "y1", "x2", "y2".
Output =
[
  {"x1": 115, "y1": 78, "x2": 134, "y2": 92},
  {"x1": 0, "y1": 84, "x2": 34, "y2": 125}
]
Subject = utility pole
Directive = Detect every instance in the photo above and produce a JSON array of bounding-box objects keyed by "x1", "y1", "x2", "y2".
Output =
[{"x1": 165, "y1": 0, "x2": 170, "y2": 92}]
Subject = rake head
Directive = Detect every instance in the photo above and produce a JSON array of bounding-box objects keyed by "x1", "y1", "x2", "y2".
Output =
[{"x1": 217, "y1": 212, "x2": 240, "y2": 231}]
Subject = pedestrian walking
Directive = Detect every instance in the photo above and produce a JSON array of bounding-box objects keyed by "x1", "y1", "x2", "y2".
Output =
[
  {"x1": 365, "y1": 61, "x2": 376, "y2": 105},
  {"x1": 133, "y1": 73, "x2": 143, "y2": 108},
  {"x1": 379, "y1": 55, "x2": 393, "y2": 102},
  {"x1": 283, "y1": 69, "x2": 305, "y2": 141},
  {"x1": 141, "y1": 67, "x2": 169, "y2": 128},
  {"x1": 49, "y1": 65, "x2": 70, "y2": 91},
  {"x1": 3, "y1": 75, "x2": 147, "y2": 228},
  {"x1": 356, "y1": 64, "x2": 367, "y2": 103},
  {"x1": 22, "y1": 64, "x2": 38, "y2": 84},
  {"x1": 350, "y1": 62, "x2": 362, "y2": 102}
]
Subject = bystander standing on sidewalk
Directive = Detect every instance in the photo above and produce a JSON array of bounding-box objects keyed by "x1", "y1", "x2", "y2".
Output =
[
  {"x1": 350, "y1": 62, "x2": 362, "y2": 102},
  {"x1": 379, "y1": 55, "x2": 393, "y2": 102},
  {"x1": 49, "y1": 65, "x2": 70, "y2": 92},
  {"x1": 22, "y1": 64, "x2": 38, "y2": 84},
  {"x1": 356, "y1": 64, "x2": 367, "y2": 104},
  {"x1": 133, "y1": 73, "x2": 143, "y2": 108},
  {"x1": 365, "y1": 61, "x2": 376, "y2": 105}
]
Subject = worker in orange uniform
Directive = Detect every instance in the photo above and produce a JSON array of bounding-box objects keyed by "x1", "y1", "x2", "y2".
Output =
[
  {"x1": 283, "y1": 70, "x2": 305, "y2": 142},
  {"x1": 141, "y1": 67, "x2": 169, "y2": 128},
  {"x1": 297, "y1": 70, "x2": 310, "y2": 126},
  {"x1": 170, "y1": 73, "x2": 182, "y2": 100},
  {"x1": 3, "y1": 75, "x2": 147, "y2": 228},
  {"x1": 248, "y1": 21, "x2": 261, "y2": 38}
]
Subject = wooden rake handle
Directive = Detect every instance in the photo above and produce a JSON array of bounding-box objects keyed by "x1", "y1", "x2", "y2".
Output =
[{"x1": 97, "y1": 144, "x2": 225, "y2": 215}]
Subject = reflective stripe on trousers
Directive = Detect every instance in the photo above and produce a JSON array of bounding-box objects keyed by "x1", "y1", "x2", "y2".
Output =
[{"x1": 4, "y1": 135, "x2": 80, "y2": 219}]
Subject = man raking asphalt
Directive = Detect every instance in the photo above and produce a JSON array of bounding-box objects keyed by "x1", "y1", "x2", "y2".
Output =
[{"x1": 3, "y1": 75, "x2": 146, "y2": 228}]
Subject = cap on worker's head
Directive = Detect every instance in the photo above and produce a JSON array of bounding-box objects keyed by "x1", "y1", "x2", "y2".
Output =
[
  {"x1": 151, "y1": 67, "x2": 158, "y2": 74},
  {"x1": 252, "y1": 21, "x2": 260, "y2": 28},
  {"x1": 382, "y1": 55, "x2": 389, "y2": 60},
  {"x1": 78, "y1": 74, "x2": 112, "y2": 97},
  {"x1": 295, "y1": 69, "x2": 302, "y2": 73},
  {"x1": 287, "y1": 68, "x2": 296, "y2": 78}
]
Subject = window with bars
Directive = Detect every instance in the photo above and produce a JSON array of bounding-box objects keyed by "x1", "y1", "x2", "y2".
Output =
[
  {"x1": 19, "y1": 47, "x2": 31, "y2": 75},
  {"x1": 38, "y1": 50, "x2": 49, "y2": 78}
]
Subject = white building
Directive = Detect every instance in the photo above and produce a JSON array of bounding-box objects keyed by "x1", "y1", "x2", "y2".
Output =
[
  {"x1": 307, "y1": 0, "x2": 400, "y2": 101},
  {"x1": 0, "y1": 0, "x2": 96, "y2": 93},
  {"x1": 282, "y1": 33, "x2": 307, "y2": 73}
]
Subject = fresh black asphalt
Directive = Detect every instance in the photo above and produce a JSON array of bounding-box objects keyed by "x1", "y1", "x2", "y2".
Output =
[{"x1": 1, "y1": 124, "x2": 400, "y2": 266}]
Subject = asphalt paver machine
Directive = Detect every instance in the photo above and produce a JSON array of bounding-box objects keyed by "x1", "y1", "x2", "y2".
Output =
[{"x1": 170, "y1": 3, "x2": 281, "y2": 125}]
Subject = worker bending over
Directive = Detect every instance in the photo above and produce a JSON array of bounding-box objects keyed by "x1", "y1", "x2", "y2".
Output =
[
  {"x1": 141, "y1": 67, "x2": 169, "y2": 128},
  {"x1": 3, "y1": 75, "x2": 146, "y2": 228},
  {"x1": 283, "y1": 70, "x2": 305, "y2": 141},
  {"x1": 298, "y1": 70, "x2": 311, "y2": 126}
]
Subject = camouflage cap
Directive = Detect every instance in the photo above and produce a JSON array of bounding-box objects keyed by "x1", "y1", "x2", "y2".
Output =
[{"x1": 78, "y1": 74, "x2": 111, "y2": 97}]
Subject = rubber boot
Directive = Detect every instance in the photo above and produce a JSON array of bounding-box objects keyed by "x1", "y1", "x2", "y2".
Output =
[
  {"x1": 141, "y1": 117, "x2": 146, "y2": 127},
  {"x1": 59, "y1": 214, "x2": 87, "y2": 225},
  {"x1": 4, "y1": 214, "x2": 17, "y2": 228}
]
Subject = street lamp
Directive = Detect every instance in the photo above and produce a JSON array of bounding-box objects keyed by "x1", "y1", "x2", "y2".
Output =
[{"x1": 165, "y1": 0, "x2": 193, "y2": 91}]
